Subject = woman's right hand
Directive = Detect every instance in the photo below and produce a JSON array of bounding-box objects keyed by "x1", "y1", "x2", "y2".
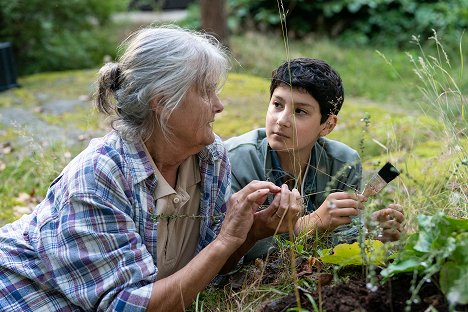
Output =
[
  {"x1": 295, "y1": 192, "x2": 367, "y2": 235},
  {"x1": 217, "y1": 180, "x2": 281, "y2": 251}
]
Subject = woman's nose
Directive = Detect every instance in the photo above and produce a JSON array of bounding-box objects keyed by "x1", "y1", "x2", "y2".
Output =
[{"x1": 212, "y1": 94, "x2": 224, "y2": 113}]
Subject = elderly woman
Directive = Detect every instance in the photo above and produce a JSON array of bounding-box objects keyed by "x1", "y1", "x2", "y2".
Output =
[{"x1": 0, "y1": 26, "x2": 302, "y2": 311}]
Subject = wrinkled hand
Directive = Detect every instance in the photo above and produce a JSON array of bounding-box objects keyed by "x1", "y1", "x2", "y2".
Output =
[
  {"x1": 252, "y1": 184, "x2": 303, "y2": 240},
  {"x1": 217, "y1": 181, "x2": 281, "y2": 251},
  {"x1": 295, "y1": 192, "x2": 367, "y2": 235},
  {"x1": 371, "y1": 203, "x2": 404, "y2": 242}
]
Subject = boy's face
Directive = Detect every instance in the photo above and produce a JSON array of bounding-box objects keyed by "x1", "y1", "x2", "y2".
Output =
[{"x1": 266, "y1": 85, "x2": 333, "y2": 159}]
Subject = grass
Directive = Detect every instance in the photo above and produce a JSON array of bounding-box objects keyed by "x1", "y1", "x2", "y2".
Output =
[{"x1": 229, "y1": 32, "x2": 468, "y2": 115}]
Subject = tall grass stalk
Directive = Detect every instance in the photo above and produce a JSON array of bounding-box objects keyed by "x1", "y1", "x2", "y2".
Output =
[
  {"x1": 276, "y1": 0, "x2": 302, "y2": 309},
  {"x1": 406, "y1": 31, "x2": 467, "y2": 219}
]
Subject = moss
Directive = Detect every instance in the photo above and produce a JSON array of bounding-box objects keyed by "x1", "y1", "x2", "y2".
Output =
[
  {"x1": 216, "y1": 73, "x2": 270, "y2": 138},
  {"x1": 221, "y1": 73, "x2": 270, "y2": 98},
  {"x1": 0, "y1": 69, "x2": 97, "y2": 109},
  {"x1": 37, "y1": 105, "x2": 101, "y2": 132},
  {"x1": 0, "y1": 127, "x2": 21, "y2": 142}
]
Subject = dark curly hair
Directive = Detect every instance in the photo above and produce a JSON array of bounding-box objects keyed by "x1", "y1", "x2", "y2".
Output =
[{"x1": 270, "y1": 58, "x2": 344, "y2": 124}]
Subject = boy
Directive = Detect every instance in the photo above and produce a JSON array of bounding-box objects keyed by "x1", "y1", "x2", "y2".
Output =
[{"x1": 225, "y1": 58, "x2": 404, "y2": 261}]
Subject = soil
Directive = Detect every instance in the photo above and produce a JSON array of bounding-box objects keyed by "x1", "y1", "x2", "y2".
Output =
[
  {"x1": 260, "y1": 266, "x2": 468, "y2": 312},
  {"x1": 228, "y1": 257, "x2": 468, "y2": 312}
]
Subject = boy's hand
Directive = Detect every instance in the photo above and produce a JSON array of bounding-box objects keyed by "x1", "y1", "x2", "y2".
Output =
[
  {"x1": 371, "y1": 204, "x2": 404, "y2": 242},
  {"x1": 295, "y1": 192, "x2": 367, "y2": 235}
]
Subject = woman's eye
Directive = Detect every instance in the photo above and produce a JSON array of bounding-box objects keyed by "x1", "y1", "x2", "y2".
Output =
[
  {"x1": 295, "y1": 108, "x2": 307, "y2": 115},
  {"x1": 273, "y1": 102, "x2": 282, "y2": 108},
  {"x1": 205, "y1": 84, "x2": 217, "y2": 95}
]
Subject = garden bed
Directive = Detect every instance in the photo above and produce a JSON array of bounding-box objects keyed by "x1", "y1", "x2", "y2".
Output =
[{"x1": 260, "y1": 266, "x2": 462, "y2": 312}]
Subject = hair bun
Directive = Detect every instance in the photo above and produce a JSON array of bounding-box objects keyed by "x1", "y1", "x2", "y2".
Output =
[{"x1": 109, "y1": 64, "x2": 122, "y2": 92}]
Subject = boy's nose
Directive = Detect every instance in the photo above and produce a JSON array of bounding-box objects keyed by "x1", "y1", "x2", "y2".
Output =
[{"x1": 277, "y1": 110, "x2": 291, "y2": 127}]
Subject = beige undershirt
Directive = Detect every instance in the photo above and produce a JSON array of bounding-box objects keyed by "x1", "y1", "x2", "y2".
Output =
[{"x1": 143, "y1": 146, "x2": 201, "y2": 280}]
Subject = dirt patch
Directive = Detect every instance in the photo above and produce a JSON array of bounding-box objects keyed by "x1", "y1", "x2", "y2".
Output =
[
  {"x1": 222, "y1": 256, "x2": 467, "y2": 312},
  {"x1": 259, "y1": 266, "x2": 467, "y2": 312}
]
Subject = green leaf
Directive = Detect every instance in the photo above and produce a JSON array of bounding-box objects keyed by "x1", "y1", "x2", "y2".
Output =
[
  {"x1": 451, "y1": 233, "x2": 468, "y2": 264},
  {"x1": 440, "y1": 262, "x2": 468, "y2": 305},
  {"x1": 446, "y1": 217, "x2": 468, "y2": 232},
  {"x1": 319, "y1": 240, "x2": 386, "y2": 266},
  {"x1": 413, "y1": 214, "x2": 466, "y2": 254},
  {"x1": 414, "y1": 215, "x2": 439, "y2": 252},
  {"x1": 381, "y1": 258, "x2": 422, "y2": 278},
  {"x1": 296, "y1": 244, "x2": 304, "y2": 254}
]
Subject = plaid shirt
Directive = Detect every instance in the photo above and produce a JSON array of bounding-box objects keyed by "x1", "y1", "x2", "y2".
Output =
[{"x1": 0, "y1": 131, "x2": 230, "y2": 311}]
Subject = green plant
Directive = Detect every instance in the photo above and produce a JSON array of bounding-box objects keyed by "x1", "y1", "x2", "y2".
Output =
[
  {"x1": 228, "y1": 0, "x2": 468, "y2": 49},
  {"x1": 318, "y1": 240, "x2": 388, "y2": 267},
  {"x1": 381, "y1": 213, "x2": 468, "y2": 307},
  {"x1": 0, "y1": 0, "x2": 128, "y2": 74}
]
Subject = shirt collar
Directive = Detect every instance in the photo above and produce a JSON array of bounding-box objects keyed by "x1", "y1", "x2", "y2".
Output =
[
  {"x1": 116, "y1": 132, "x2": 156, "y2": 185},
  {"x1": 117, "y1": 131, "x2": 223, "y2": 186}
]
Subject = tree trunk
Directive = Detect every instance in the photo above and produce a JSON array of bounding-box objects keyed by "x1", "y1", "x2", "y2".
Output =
[{"x1": 200, "y1": 0, "x2": 229, "y2": 48}]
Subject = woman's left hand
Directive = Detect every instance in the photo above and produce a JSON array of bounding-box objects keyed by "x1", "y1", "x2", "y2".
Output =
[
  {"x1": 371, "y1": 203, "x2": 404, "y2": 242},
  {"x1": 251, "y1": 184, "x2": 303, "y2": 240}
]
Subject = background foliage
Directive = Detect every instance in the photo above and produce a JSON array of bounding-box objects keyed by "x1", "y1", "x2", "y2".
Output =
[
  {"x1": 2, "y1": 0, "x2": 468, "y2": 74},
  {"x1": 228, "y1": 0, "x2": 468, "y2": 48},
  {"x1": 0, "y1": 0, "x2": 127, "y2": 74}
]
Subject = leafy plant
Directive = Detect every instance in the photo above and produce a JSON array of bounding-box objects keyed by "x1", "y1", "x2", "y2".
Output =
[
  {"x1": 381, "y1": 213, "x2": 468, "y2": 306},
  {"x1": 0, "y1": 0, "x2": 127, "y2": 74},
  {"x1": 228, "y1": 0, "x2": 468, "y2": 49},
  {"x1": 318, "y1": 240, "x2": 388, "y2": 266}
]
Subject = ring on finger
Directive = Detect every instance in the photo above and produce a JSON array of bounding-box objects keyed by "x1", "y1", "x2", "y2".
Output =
[{"x1": 328, "y1": 201, "x2": 337, "y2": 209}]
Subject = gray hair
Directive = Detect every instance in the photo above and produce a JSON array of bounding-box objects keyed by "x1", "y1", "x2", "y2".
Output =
[{"x1": 95, "y1": 25, "x2": 230, "y2": 142}]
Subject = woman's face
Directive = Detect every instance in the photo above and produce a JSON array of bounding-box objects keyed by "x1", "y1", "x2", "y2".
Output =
[
  {"x1": 167, "y1": 84, "x2": 224, "y2": 150},
  {"x1": 266, "y1": 84, "x2": 330, "y2": 159}
]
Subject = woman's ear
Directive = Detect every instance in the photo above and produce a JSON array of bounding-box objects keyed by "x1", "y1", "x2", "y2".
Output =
[
  {"x1": 320, "y1": 115, "x2": 338, "y2": 136},
  {"x1": 149, "y1": 96, "x2": 163, "y2": 113}
]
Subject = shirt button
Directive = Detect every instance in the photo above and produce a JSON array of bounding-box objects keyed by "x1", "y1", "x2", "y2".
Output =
[{"x1": 173, "y1": 197, "x2": 180, "y2": 204}]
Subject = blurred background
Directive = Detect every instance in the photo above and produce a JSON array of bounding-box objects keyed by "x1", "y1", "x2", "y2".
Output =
[{"x1": 1, "y1": 0, "x2": 467, "y2": 76}]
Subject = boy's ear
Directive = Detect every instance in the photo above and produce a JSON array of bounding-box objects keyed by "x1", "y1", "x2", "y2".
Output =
[{"x1": 320, "y1": 115, "x2": 338, "y2": 136}]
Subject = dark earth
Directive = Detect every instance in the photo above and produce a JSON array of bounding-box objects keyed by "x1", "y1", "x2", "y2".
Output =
[
  {"x1": 261, "y1": 269, "x2": 464, "y2": 312},
  {"x1": 224, "y1": 256, "x2": 468, "y2": 312}
]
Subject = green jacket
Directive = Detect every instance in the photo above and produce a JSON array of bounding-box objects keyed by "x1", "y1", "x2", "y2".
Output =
[{"x1": 225, "y1": 128, "x2": 362, "y2": 260}]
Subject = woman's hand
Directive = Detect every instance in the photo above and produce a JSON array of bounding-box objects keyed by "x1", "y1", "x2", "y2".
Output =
[
  {"x1": 251, "y1": 184, "x2": 303, "y2": 240},
  {"x1": 371, "y1": 203, "x2": 404, "y2": 242},
  {"x1": 217, "y1": 180, "x2": 281, "y2": 251},
  {"x1": 295, "y1": 192, "x2": 367, "y2": 235}
]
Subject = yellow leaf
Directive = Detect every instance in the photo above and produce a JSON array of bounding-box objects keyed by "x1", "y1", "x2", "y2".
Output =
[{"x1": 320, "y1": 240, "x2": 386, "y2": 266}]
